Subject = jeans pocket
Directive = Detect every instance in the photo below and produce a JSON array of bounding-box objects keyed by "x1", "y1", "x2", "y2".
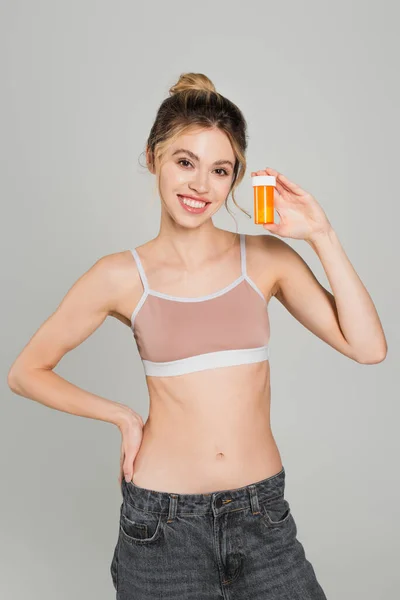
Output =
[
  {"x1": 119, "y1": 499, "x2": 163, "y2": 545},
  {"x1": 259, "y1": 494, "x2": 291, "y2": 528}
]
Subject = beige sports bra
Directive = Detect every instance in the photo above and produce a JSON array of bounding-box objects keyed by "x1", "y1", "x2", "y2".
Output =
[{"x1": 130, "y1": 233, "x2": 270, "y2": 377}]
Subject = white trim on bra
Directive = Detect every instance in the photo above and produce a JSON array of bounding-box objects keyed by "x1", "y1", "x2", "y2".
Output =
[
  {"x1": 129, "y1": 232, "x2": 268, "y2": 326},
  {"x1": 141, "y1": 345, "x2": 270, "y2": 377},
  {"x1": 147, "y1": 274, "x2": 244, "y2": 301},
  {"x1": 130, "y1": 276, "x2": 267, "y2": 327}
]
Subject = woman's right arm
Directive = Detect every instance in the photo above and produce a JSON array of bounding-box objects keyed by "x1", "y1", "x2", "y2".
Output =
[{"x1": 7, "y1": 253, "x2": 142, "y2": 432}]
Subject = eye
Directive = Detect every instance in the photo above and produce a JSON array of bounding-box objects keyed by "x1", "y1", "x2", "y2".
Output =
[
  {"x1": 178, "y1": 160, "x2": 230, "y2": 177},
  {"x1": 178, "y1": 159, "x2": 193, "y2": 168}
]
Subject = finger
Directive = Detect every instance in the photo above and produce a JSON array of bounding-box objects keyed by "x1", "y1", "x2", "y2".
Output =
[
  {"x1": 119, "y1": 445, "x2": 125, "y2": 485},
  {"x1": 123, "y1": 462, "x2": 133, "y2": 483},
  {"x1": 265, "y1": 167, "x2": 303, "y2": 195},
  {"x1": 272, "y1": 191, "x2": 287, "y2": 215},
  {"x1": 275, "y1": 180, "x2": 300, "y2": 202},
  {"x1": 122, "y1": 442, "x2": 141, "y2": 482},
  {"x1": 276, "y1": 173, "x2": 303, "y2": 195},
  {"x1": 251, "y1": 170, "x2": 268, "y2": 177},
  {"x1": 273, "y1": 186, "x2": 285, "y2": 204},
  {"x1": 262, "y1": 167, "x2": 292, "y2": 196},
  {"x1": 262, "y1": 223, "x2": 280, "y2": 235}
]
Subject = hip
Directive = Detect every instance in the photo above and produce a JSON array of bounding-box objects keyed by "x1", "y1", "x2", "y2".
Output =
[
  {"x1": 110, "y1": 465, "x2": 327, "y2": 599},
  {"x1": 131, "y1": 429, "x2": 283, "y2": 494}
]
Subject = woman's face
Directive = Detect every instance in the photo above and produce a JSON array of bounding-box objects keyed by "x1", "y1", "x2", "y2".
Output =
[{"x1": 150, "y1": 127, "x2": 236, "y2": 227}]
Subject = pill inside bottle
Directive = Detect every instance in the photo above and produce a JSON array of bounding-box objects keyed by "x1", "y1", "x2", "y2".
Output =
[{"x1": 252, "y1": 175, "x2": 276, "y2": 224}]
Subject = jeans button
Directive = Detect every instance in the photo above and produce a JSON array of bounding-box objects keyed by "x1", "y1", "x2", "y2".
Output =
[{"x1": 215, "y1": 497, "x2": 223, "y2": 508}]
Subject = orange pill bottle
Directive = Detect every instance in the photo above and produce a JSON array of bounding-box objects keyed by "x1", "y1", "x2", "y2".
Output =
[{"x1": 252, "y1": 175, "x2": 276, "y2": 224}]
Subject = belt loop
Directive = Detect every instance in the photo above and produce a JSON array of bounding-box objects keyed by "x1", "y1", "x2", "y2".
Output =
[
  {"x1": 248, "y1": 484, "x2": 260, "y2": 515},
  {"x1": 167, "y1": 494, "x2": 178, "y2": 523}
]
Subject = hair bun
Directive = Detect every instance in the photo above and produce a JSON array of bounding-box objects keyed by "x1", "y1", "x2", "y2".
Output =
[{"x1": 169, "y1": 72, "x2": 217, "y2": 96}]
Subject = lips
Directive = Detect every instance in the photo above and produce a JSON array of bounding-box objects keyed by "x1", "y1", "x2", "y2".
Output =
[
  {"x1": 177, "y1": 194, "x2": 210, "y2": 204},
  {"x1": 177, "y1": 194, "x2": 211, "y2": 214}
]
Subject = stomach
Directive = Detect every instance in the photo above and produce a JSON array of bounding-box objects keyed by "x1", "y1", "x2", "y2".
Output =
[{"x1": 130, "y1": 360, "x2": 283, "y2": 494}]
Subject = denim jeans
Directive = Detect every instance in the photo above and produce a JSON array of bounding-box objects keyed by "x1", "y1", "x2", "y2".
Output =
[{"x1": 110, "y1": 466, "x2": 327, "y2": 599}]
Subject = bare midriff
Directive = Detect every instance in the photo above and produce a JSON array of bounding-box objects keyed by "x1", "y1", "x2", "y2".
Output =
[{"x1": 131, "y1": 359, "x2": 283, "y2": 494}]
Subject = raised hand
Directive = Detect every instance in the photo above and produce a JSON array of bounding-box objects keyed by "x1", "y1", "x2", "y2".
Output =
[{"x1": 251, "y1": 167, "x2": 332, "y2": 242}]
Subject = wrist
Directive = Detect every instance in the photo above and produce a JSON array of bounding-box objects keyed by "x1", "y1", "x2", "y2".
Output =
[
  {"x1": 306, "y1": 226, "x2": 336, "y2": 246},
  {"x1": 113, "y1": 403, "x2": 143, "y2": 431}
]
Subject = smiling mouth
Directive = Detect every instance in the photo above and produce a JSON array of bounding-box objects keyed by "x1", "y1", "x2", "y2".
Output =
[
  {"x1": 177, "y1": 194, "x2": 212, "y2": 213},
  {"x1": 177, "y1": 195, "x2": 211, "y2": 207}
]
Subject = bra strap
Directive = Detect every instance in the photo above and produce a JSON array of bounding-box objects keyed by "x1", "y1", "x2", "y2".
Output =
[
  {"x1": 130, "y1": 248, "x2": 149, "y2": 291},
  {"x1": 240, "y1": 233, "x2": 247, "y2": 276}
]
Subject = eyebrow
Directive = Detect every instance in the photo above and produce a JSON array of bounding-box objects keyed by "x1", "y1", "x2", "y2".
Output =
[{"x1": 171, "y1": 148, "x2": 234, "y2": 169}]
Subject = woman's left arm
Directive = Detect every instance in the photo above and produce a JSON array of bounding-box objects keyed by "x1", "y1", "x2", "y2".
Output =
[{"x1": 252, "y1": 167, "x2": 388, "y2": 364}]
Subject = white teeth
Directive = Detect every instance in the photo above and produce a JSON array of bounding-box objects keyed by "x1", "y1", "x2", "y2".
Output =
[{"x1": 180, "y1": 196, "x2": 207, "y2": 208}]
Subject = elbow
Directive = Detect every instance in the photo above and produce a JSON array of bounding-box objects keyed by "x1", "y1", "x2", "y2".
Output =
[
  {"x1": 356, "y1": 346, "x2": 388, "y2": 365},
  {"x1": 7, "y1": 364, "x2": 28, "y2": 394},
  {"x1": 7, "y1": 367, "x2": 21, "y2": 393},
  {"x1": 8, "y1": 363, "x2": 50, "y2": 394}
]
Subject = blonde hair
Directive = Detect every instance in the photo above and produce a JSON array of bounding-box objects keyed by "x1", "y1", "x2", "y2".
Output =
[{"x1": 142, "y1": 72, "x2": 251, "y2": 232}]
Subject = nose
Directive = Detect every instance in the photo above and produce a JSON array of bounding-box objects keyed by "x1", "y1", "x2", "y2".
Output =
[{"x1": 188, "y1": 170, "x2": 209, "y2": 195}]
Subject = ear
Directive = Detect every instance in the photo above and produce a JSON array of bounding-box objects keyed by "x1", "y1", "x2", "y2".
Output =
[{"x1": 146, "y1": 146, "x2": 156, "y2": 174}]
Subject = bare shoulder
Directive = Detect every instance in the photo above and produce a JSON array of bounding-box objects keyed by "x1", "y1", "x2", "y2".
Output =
[
  {"x1": 50, "y1": 247, "x2": 145, "y2": 330},
  {"x1": 247, "y1": 232, "x2": 291, "y2": 255},
  {"x1": 86, "y1": 250, "x2": 135, "y2": 296},
  {"x1": 249, "y1": 233, "x2": 303, "y2": 268},
  {"x1": 94, "y1": 249, "x2": 144, "y2": 325},
  {"x1": 246, "y1": 233, "x2": 302, "y2": 296},
  {"x1": 244, "y1": 233, "x2": 290, "y2": 298},
  {"x1": 96, "y1": 249, "x2": 137, "y2": 282},
  {"x1": 50, "y1": 249, "x2": 142, "y2": 327},
  {"x1": 249, "y1": 232, "x2": 320, "y2": 301}
]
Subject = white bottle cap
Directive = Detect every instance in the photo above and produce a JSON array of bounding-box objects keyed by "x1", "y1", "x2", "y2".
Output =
[{"x1": 251, "y1": 175, "x2": 276, "y2": 187}]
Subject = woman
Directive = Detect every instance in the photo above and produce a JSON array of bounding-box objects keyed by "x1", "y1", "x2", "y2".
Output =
[{"x1": 8, "y1": 72, "x2": 387, "y2": 599}]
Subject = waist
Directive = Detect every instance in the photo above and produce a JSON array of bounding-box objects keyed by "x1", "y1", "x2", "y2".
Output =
[
  {"x1": 124, "y1": 465, "x2": 286, "y2": 514},
  {"x1": 132, "y1": 366, "x2": 274, "y2": 493},
  {"x1": 131, "y1": 417, "x2": 282, "y2": 493}
]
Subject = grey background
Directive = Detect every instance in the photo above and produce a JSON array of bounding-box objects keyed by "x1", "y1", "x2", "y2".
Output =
[{"x1": 1, "y1": 1, "x2": 399, "y2": 598}]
